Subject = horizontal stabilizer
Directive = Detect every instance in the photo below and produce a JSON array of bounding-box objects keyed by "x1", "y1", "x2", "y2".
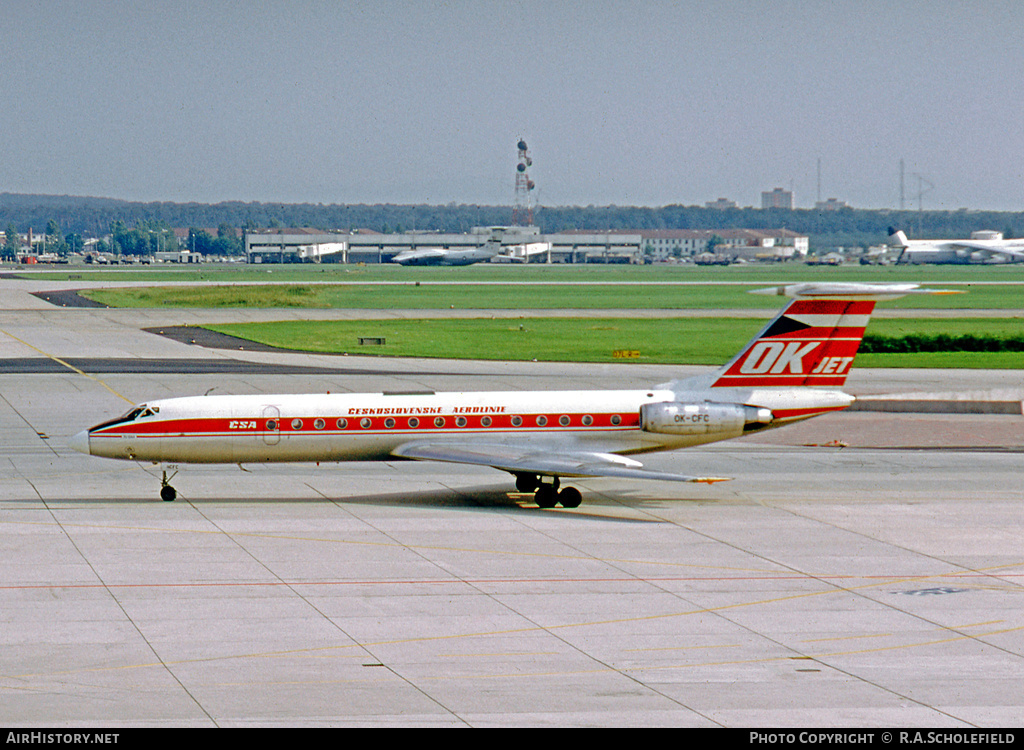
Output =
[{"x1": 749, "y1": 283, "x2": 961, "y2": 300}]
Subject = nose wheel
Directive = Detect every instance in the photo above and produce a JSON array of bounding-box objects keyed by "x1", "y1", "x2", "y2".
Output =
[{"x1": 159, "y1": 468, "x2": 178, "y2": 502}]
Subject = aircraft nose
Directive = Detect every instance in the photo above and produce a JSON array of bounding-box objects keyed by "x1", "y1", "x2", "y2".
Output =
[{"x1": 69, "y1": 430, "x2": 91, "y2": 455}]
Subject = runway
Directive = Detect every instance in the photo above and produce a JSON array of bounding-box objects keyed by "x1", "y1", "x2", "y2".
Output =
[{"x1": 1, "y1": 277, "x2": 1023, "y2": 727}]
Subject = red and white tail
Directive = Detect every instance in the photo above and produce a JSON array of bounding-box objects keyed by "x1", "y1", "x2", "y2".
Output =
[
  {"x1": 713, "y1": 297, "x2": 873, "y2": 388},
  {"x1": 709, "y1": 283, "x2": 957, "y2": 389}
]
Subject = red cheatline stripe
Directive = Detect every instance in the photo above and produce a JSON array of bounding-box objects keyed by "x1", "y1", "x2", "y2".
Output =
[
  {"x1": 93, "y1": 413, "x2": 643, "y2": 437},
  {"x1": 786, "y1": 300, "x2": 876, "y2": 314}
]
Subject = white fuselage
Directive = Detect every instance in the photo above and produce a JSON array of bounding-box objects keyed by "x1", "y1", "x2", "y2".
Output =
[
  {"x1": 392, "y1": 246, "x2": 498, "y2": 266},
  {"x1": 901, "y1": 239, "x2": 1024, "y2": 264},
  {"x1": 78, "y1": 387, "x2": 853, "y2": 465}
]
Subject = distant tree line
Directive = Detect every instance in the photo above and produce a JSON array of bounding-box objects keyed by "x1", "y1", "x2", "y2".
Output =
[
  {"x1": 861, "y1": 333, "x2": 1024, "y2": 353},
  {"x1": 2, "y1": 193, "x2": 1024, "y2": 253},
  {"x1": 105, "y1": 220, "x2": 241, "y2": 256}
]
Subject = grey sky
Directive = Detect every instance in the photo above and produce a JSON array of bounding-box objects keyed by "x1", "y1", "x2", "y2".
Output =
[{"x1": 3, "y1": 0, "x2": 1023, "y2": 211}]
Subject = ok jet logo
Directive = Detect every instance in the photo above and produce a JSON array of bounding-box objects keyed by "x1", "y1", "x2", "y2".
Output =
[{"x1": 739, "y1": 341, "x2": 821, "y2": 375}]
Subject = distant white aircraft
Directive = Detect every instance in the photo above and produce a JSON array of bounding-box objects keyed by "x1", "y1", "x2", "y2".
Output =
[
  {"x1": 494, "y1": 241, "x2": 552, "y2": 262},
  {"x1": 72, "y1": 283, "x2": 953, "y2": 507},
  {"x1": 392, "y1": 236, "x2": 503, "y2": 266},
  {"x1": 889, "y1": 227, "x2": 1024, "y2": 264}
]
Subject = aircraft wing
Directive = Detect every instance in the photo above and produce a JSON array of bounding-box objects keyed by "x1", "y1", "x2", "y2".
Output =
[{"x1": 391, "y1": 441, "x2": 729, "y2": 484}]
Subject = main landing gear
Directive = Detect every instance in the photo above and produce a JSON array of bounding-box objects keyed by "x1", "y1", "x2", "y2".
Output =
[{"x1": 514, "y1": 473, "x2": 582, "y2": 509}]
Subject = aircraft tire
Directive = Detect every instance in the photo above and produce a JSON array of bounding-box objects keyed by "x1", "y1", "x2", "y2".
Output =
[
  {"x1": 535, "y1": 486, "x2": 558, "y2": 509},
  {"x1": 515, "y1": 473, "x2": 539, "y2": 493},
  {"x1": 558, "y1": 487, "x2": 582, "y2": 508},
  {"x1": 160, "y1": 485, "x2": 177, "y2": 502}
]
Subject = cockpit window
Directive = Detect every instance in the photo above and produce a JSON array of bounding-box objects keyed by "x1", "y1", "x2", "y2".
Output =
[{"x1": 88, "y1": 404, "x2": 156, "y2": 432}]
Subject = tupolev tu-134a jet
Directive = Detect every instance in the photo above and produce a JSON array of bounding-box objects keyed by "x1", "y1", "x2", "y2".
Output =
[{"x1": 71, "y1": 283, "x2": 955, "y2": 507}]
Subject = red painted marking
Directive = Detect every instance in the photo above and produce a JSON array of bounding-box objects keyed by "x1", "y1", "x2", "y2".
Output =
[
  {"x1": 93, "y1": 412, "x2": 642, "y2": 438},
  {"x1": 785, "y1": 300, "x2": 876, "y2": 315}
]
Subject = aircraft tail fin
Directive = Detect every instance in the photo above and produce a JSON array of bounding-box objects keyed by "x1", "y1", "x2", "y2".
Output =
[
  {"x1": 888, "y1": 227, "x2": 910, "y2": 263},
  {"x1": 711, "y1": 288, "x2": 876, "y2": 388},
  {"x1": 887, "y1": 227, "x2": 910, "y2": 247},
  {"x1": 665, "y1": 283, "x2": 958, "y2": 391}
]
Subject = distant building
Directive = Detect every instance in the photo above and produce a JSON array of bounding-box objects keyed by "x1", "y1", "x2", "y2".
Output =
[
  {"x1": 705, "y1": 198, "x2": 738, "y2": 210},
  {"x1": 814, "y1": 198, "x2": 849, "y2": 211},
  {"x1": 636, "y1": 230, "x2": 714, "y2": 260},
  {"x1": 153, "y1": 250, "x2": 204, "y2": 264},
  {"x1": 761, "y1": 187, "x2": 794, "y2": 209},
  {"x1": 243, "y1": 226, "x2": 808, "y2": 265},
  {"x1": 618, "y1": 229, "x2": 809, "y2": 262},
  {"x1": 715, "y1": 228, "x2": 808, "y2": 260},
  {"x1": 246, "y1": 226, "x2": 642, "y2": 264}
]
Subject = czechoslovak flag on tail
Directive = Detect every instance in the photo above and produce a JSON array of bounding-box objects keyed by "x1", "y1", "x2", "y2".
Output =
[
  {"x1": 711, "y1": 283, "x2": 960, "y2": 389},
  {"x1": 713, "y1": 298, "x2": 874, "y2": 388}
]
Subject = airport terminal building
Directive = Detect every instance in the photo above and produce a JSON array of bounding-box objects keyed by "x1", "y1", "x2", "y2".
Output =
[
  {"x1": 244, "y1": 226, "x2": 644, "y2": 264},
  {"x1": 244, "y1": 226, "x2": 808, "y2": 264}
]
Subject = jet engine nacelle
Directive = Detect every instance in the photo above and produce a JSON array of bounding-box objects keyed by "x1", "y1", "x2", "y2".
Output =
[{"x1": 640, "y1": 401, "x2": 772, "y2": 436}]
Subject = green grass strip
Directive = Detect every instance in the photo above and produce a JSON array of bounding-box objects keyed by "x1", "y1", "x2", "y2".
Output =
[
  {"x1": 204, "y1": 317, "x2": 1024, "y2": 368},
  {"x1": 80, "y1": 281, "x2": 1024, "y2": 310}
]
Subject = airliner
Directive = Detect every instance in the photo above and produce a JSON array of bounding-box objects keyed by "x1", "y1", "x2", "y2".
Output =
[
  {"x1": 392, "y1": 236, "x2": 503, "y2": 266},
  {"x1": 71, "y1": 283, "x2": 950, "y2": 507},
  {"x1": 889, "y1": 227, "x2": 1024, "y2": 264}
]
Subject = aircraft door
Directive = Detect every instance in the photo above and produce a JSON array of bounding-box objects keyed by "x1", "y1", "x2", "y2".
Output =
[{"x1": 262, "y1": 405, "x2": 281, "y2": 445}]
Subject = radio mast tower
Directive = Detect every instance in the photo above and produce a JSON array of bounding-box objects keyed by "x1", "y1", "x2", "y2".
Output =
[{"x1": 512, "y1": 139, "x2": 536, "y2": 226}]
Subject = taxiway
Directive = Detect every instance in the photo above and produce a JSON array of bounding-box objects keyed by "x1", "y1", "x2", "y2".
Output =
[{"x1": 1, "y1": 276, "x2": 1022, "y2": 727}]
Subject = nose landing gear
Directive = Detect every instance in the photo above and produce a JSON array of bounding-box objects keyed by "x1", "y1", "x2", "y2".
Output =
[{"x1": 159, "y1": 468, "x2": 178, "y2": 502}]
